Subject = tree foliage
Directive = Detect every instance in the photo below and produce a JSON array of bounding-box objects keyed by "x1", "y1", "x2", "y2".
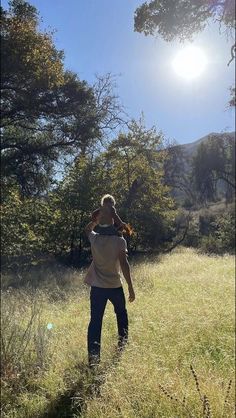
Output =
[
  {"x1": 1, "y1": 2, "x2": 124, "y2": 198},
  {"x1": 1, "y1": 0, "x2": 64, "y2": 126},
  {"x1": 134, "y1": 0, "x2": 235, "y2": 41},
  {"x1": 191, "y1": 133, "x2": 235, "y2": 204},
  {"x1": 101, "y1": 120, "x2": 175, "y2": 249},
  {"x1": 163, "y1": 143, "x2": 195, "y2": 203},
  {"x1": 200, "y1": 211, "x2": 235, "y2": 254}
]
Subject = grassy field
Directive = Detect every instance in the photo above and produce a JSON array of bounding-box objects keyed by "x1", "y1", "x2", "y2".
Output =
[{"x1": 1, "y1": 248, "x2": 235, "y2": 418}]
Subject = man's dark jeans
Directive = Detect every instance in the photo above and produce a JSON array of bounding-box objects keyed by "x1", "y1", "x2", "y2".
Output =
[{"x1": 88, "y1": 286, "x2": 128, "y2": 363}]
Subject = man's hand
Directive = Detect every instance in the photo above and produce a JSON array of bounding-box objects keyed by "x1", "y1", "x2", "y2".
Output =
[{"x1": 128, "y1": 285, "x2": 135, "y2": 302}]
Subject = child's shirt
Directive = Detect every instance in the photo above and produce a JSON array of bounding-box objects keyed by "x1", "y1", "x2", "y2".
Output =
[{"x1": 92, "y1": 206, "x2": 123, "y2": 227}]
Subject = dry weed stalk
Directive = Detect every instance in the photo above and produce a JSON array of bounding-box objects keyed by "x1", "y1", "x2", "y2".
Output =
[
  {"x1": 158, "y1": 383, "x2": 195, "y2": 418},
  {"x1": 222, "y1": 379, "x2": 232, "y2": 417},
  {"x1": 159, "y1": 384, "x2": 179, "y2": 403},
  {"x1": 190, "y1": 364, "x2": 203, "y2": 402},
  {"x1": 158, "y1": 365, "x2": 234, "y2": 417},
  {"x1": 203, "y1": 394, "x2": 211, "y2": 418},
  {"x1": 190, "y1": 365, "x2": 213, "y2": 417}
]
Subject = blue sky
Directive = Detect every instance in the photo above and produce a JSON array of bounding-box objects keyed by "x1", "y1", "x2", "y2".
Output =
[{"x1": 3, "y1": 0, "x2": 235, "y2": 144}]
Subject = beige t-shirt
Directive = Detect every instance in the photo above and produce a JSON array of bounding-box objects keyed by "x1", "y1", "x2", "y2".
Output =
[{"x1": 84, "y1": 232, "x2": 127, "y2": 288}]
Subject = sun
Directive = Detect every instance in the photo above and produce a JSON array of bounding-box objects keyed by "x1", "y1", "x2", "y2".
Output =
[{"x1": 172, "y1": 46, "x2": 208, "y2": 80}]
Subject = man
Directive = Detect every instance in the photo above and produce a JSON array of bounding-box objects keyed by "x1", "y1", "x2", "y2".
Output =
[{"x1": 84, "y1": 221, "x2": 135, "y2": 366}]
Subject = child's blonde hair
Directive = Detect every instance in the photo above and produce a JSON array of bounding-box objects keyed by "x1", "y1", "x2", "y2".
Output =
[{"x1": 101, "y1": 194, "x2": 116, "y2": 206}]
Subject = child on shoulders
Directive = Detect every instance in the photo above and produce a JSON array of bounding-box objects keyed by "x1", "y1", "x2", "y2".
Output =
[{"x1": 91, "y1": 194, "x2": 132, "y2": 236}]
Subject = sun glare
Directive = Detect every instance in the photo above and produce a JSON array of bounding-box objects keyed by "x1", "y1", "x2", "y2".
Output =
[{"x1": 172, "y1": 46, "x2": 208, "y2": 80}]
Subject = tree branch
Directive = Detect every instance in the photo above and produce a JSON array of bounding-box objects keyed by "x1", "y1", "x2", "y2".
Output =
[{"x1": 227, "y1": 43, "x2": 236, "y2": 66}]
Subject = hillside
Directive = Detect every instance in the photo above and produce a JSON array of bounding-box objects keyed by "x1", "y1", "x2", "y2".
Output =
[
  {"x1": 179, "y1": 131, "x2": 235, "y2": 157},
  {"x1": 166, "y1": 131, "x2": 235, "y2": 204}
]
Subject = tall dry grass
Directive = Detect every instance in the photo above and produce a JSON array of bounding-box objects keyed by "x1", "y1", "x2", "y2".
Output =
[{"x1": 1, "y1": 248, "x2": 235, "y2": 417}]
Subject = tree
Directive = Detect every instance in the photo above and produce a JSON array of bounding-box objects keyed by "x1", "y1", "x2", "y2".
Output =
[
  {"x1": 48, "y1": 155, "x2": 107, "y2": 259},
  {"x1": 163, "y1": 143, "x2": 196, "y2": 205},
  {"x1": 191, "y1": 142, "x2": 217, "y2": 203},
  {"x1": 92, "y1": 73, "x2": 127, "y2": 141},
  {"x1": 102, "y1": 119, "x2": 175, "y2": 249},
  {"x1": 191, "y1": 133, "x2": 235, "y2": 204},
  {"x1": 1, "y1": 188, "x2": 54, "y2": 264},
  {"x1": 1, "y1": 0, "x2": 64, "y2": 127},
  {"x1": 1, "y1": 1, "x2": 102, "y2": 196},
  {"x1": 1, "y1": 2, "x2": 126, "y2": 198}
]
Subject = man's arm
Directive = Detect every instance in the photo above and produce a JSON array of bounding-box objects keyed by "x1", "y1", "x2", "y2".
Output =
[{"x1": 119, "y1": 251, "x2": 135, "y2": 302}]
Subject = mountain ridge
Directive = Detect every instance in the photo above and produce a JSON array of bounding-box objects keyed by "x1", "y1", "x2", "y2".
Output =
[{"x1": 177, "y1": 131, "x2": 235, "y2": 156}]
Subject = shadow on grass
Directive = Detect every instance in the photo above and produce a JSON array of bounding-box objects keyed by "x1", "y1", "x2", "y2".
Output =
[{"x1": 38, "y1": 349, "x2": 124, "y2": 418}]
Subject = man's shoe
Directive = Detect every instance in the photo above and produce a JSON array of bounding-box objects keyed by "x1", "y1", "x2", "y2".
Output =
[{"x1": 88, "y1": 355, "x2": 100, "y2": 369}]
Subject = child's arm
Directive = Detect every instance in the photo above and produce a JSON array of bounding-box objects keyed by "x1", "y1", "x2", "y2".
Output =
[
  {"x1": 111, "y1": 207, "x2": 125, "y2": 228},
  {"x1": 111, "y1": 207, "x2": 133, "y2": 236}
]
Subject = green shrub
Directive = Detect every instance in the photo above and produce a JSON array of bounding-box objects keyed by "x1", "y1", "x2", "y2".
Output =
[{"x1": 200, "y1": 212, "x2": 235, "y2": 254}]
